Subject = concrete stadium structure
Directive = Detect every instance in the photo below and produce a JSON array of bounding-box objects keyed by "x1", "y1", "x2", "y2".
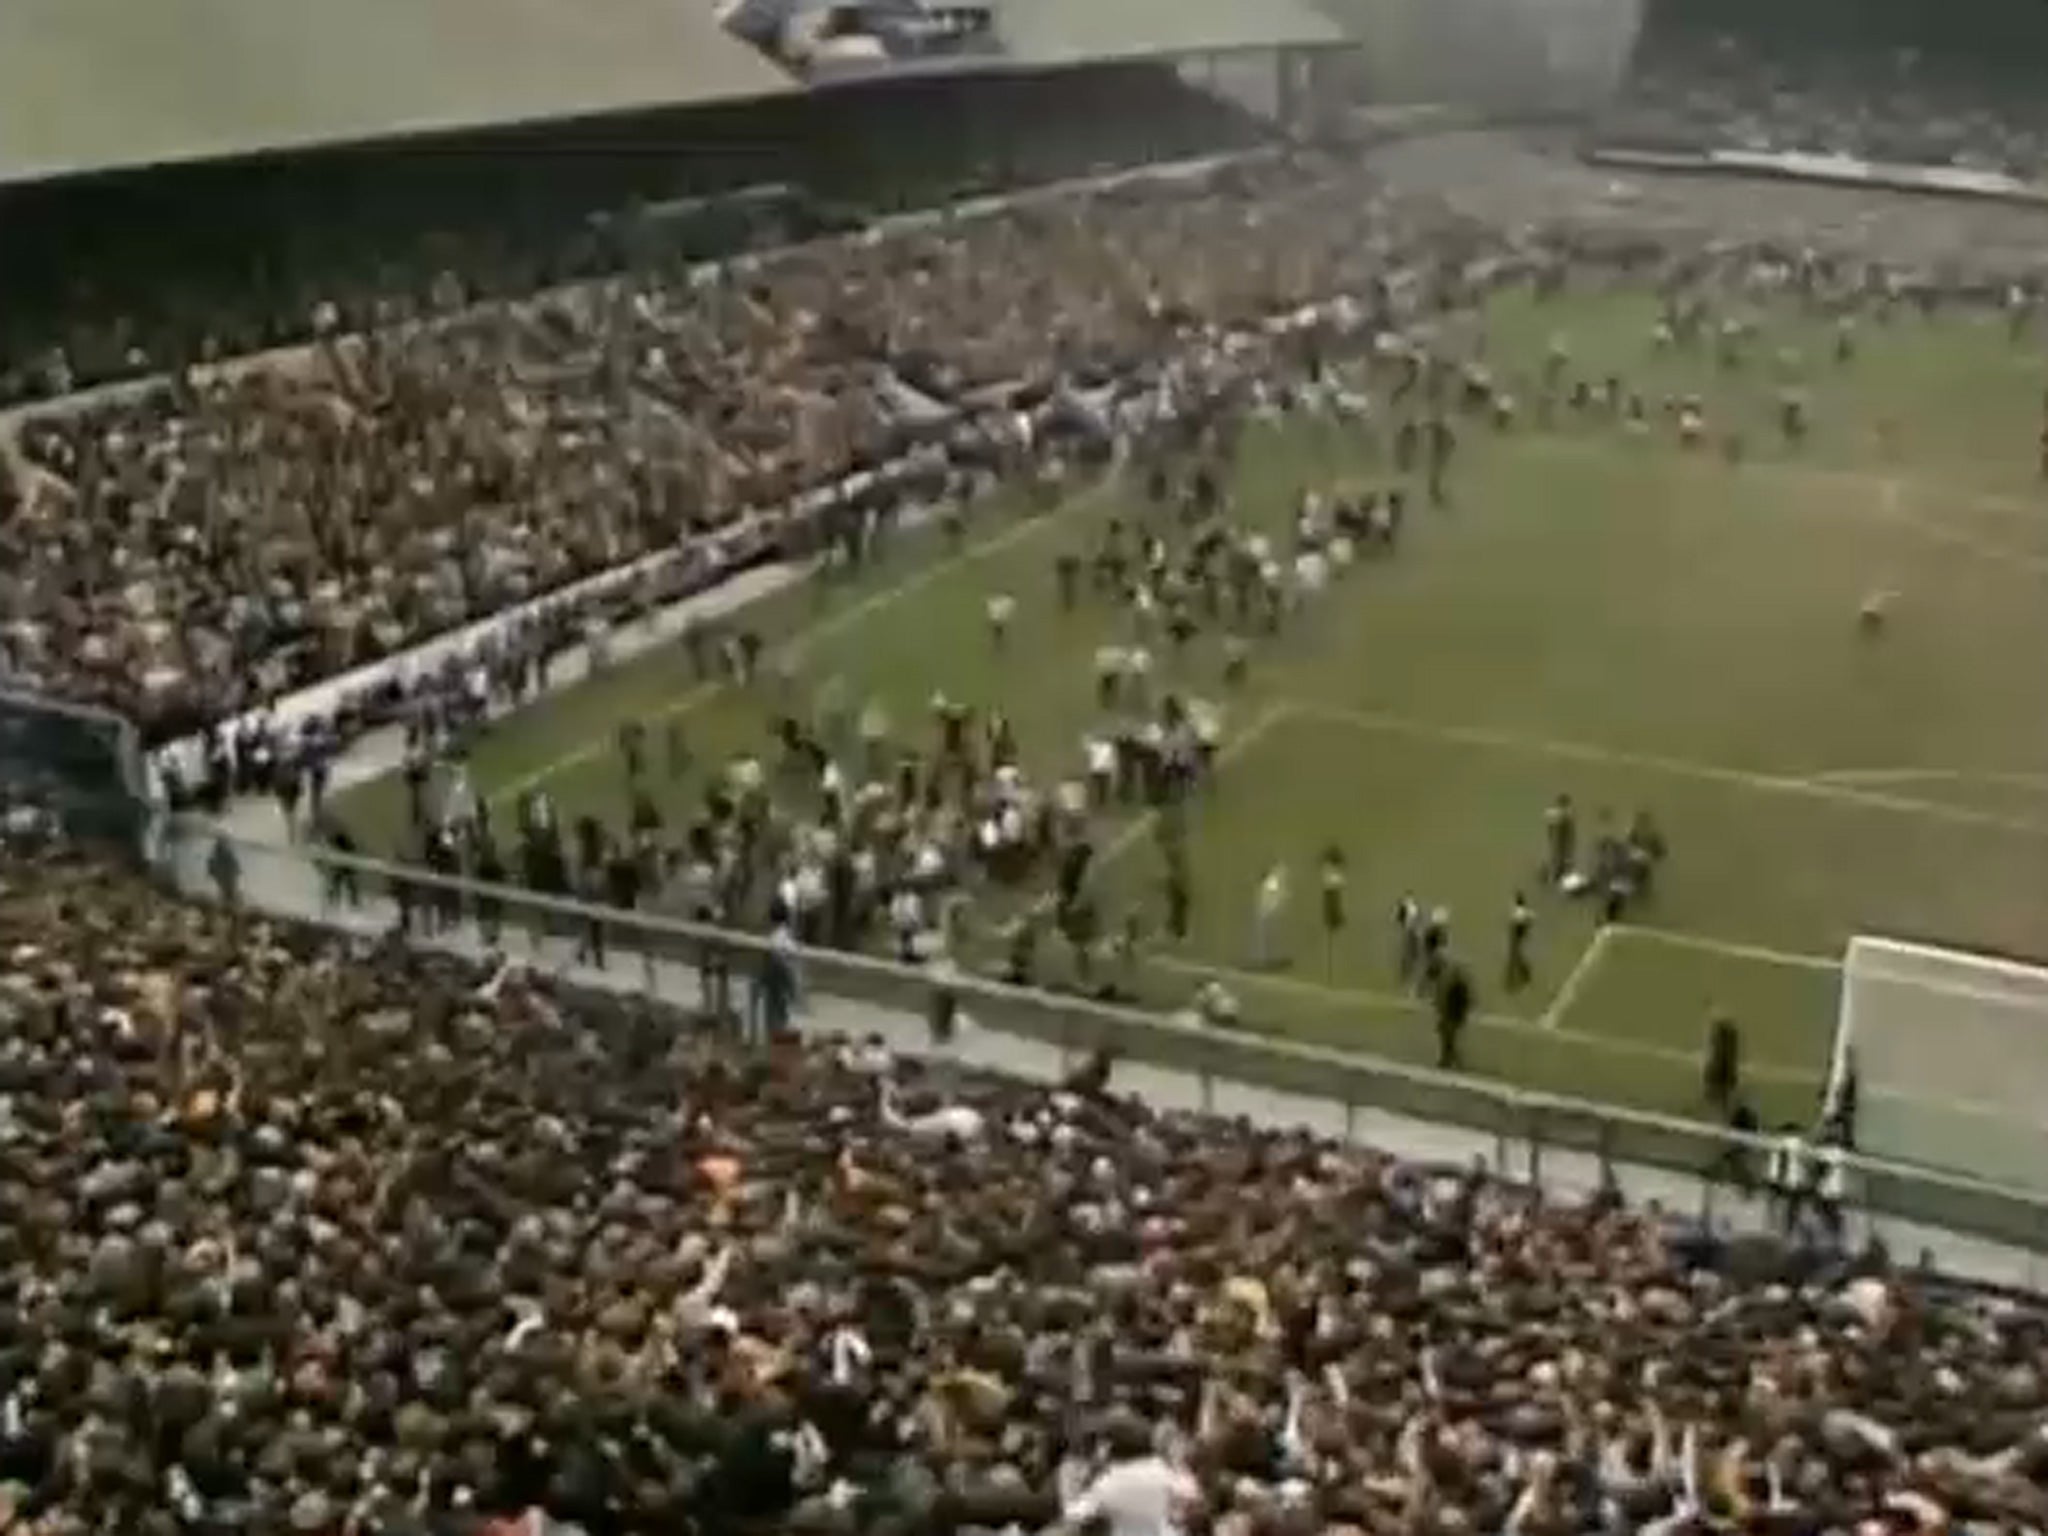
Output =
[{"x1": 0, "y1": 0, "x2": 1347, "y2": 185}]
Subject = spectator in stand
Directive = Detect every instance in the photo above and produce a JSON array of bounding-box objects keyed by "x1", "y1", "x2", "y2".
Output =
[
  {"x1": 1, "y1": 847, "x2": 2046, "y2": 1536},
  {"x1": 2, "y1": 155, "x2": 1411, "y2": 754}
]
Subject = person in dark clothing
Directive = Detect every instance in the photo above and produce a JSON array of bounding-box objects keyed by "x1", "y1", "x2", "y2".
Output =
[
  {"x1": 402, "y1": 745, "x2": 431, "y2": 831},
  {"x1": 1395, "y1": 416, "x2": 1419, "y2": 473},
  {"x1": 1704, "y1": 1011, "x2": 1741, "y2": 1112},
  {"x1": 1318, "y1": 846, "x2": 1347, "y2": 975},
  {"x1": 1714, "y1": 1098, "x2": 1762, "y2": 1194},
  {"x1": 207, "y1": 835, "x2": 241, "y2": 907},
  {"x1": 577, "y1": 867, "x2": 609, "y2": 969},
  {"x1": 275, "y1": 768, "x2": 302, "y2": 839},
  {"x1": 1064, "y1": 1045, "x2": 1117, "y2": 1097},
  {"x1": 1504, "y1": 893, "x2": 1534, "y2": 991},
  {"x1": 573, "y1": 814, "x2": 607, "y2": 879},
  {"x1": 1004, "y1": 912, "x2": 1041, "y2": 987},
  {"x1": 321, "y1": 822, "x2": 360, "y2": 908},
  {"x1": 1435, "y1": 961, "x2": 1473, "y2": 1070},
  {"x1": 473, "y1": 836, "x2": 507, "y2": 944},
  {"x1": 1055, "y1": 551, "x2": 1082, "y2": 611},
  {"x1": 596, "y1": 845, "x2": 638, "y2": 918},
  {"x1": 694, "y1": 1405, "x2": 796, "y2": 1531},
  {"x1": 1426, "y1": 415, "x2": 1456, "y2": 505},
  {"x1": 1827, "y1": 1050, "x2": 1861, "y2": 1149},
  {"x1": 1163, "y1": 856, "x2": 1191, "y2": 944},
  {"x1": 1055, "y1": 839, "x2": 1093, "y2": 924}
]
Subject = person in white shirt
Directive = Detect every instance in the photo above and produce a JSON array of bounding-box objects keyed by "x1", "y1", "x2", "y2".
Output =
[
  {"x1": 986, "y1": 592, "x2": 1016, "y2": 652},
  {"x1": 1293, "y1": 549, "x2": 1328, "y2": 599},
  {"x1": 1253, "y1": 864, "x2": 1289, "y2": 969},
  {"x1": 1084, "y1": 736, "x2": 1118, "y2": 805},
  {"x1": 1125, "y1": 646, "x2": 1154, "y2": 706},
  {"x1": 1094, "y1": 645, "x2": 1125, "y2": 708},
  {"x1": 1064, "y1": 1437, "x2": 1200, "y2": 1536},
  {"x1": 880, "y1": 1081, "x2": 985, "y2": 1142},
  {"x1": 889, "y1": 887, "x2": 925, "y2": 963}
]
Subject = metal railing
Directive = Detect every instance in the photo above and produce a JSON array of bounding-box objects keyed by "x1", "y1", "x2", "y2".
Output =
[{"x1": 159, "y1": 814, "x2": 2048, "y2": 1263}]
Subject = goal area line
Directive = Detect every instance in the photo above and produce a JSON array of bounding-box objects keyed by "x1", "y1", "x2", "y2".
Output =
[{"x1": 1148, "y1": 920, "x2": 1829, "y2": 1088}]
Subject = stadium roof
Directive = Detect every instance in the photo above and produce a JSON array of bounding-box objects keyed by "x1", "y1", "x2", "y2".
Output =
[
  {"x1": 992, "y1": 0, "x2": 1346, "y2": 65},
  {"x1": 0, "y1": 0, "x2": 799, "y2": 186}
]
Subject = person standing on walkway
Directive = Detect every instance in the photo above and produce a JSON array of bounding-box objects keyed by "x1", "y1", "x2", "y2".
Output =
[{"x1": 207, "y1": 835, "x2": 241, "y2": 908}]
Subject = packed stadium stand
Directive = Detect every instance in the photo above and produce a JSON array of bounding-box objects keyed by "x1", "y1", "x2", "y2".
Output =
[
  {"x1": 6, "y1": 2, "x2": 2048, "y2": 1532},
  {"x1": 1598, "y1": 0, "x2": 2048, "y2": 179},
  {"x1": 0, "y1": 0, "x2": 1341, "y2": 744},
  {"x1": 4, "y1": 147, "x2": 1369, "y2": 745},
  {"x1": 0, "y1": 67, "x2": 1281, "y2": 406},
  {"x1": 4, "y1": 848, "x2": 2048, "y2": 1536}
]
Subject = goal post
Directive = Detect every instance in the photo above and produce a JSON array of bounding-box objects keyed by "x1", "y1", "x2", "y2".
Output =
[{"x1": 1830, "y1": 935, "x2": 2048, "y2": 1194}]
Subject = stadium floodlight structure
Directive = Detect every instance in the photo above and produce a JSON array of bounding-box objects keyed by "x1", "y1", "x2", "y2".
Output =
[{"x1": 1829, "y1": 935, "x2": 2048, "y2": 1195}]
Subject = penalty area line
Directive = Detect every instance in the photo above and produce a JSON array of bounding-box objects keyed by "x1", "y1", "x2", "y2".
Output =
[
  {"x1": 1286, "y1": 699, "x2": 2048, "y2": 840},
  {"x1": 1095, "y1": 703, "x2": 1296, "y2": 869},
  {"x1": 1807, "y1": 766, "x2": 2048, "y2": 796},
  {"x1": 1605, "y1": 923, "x2": 1841, "y2": 973},
  {"x1": 1147, "y1": 950, "x2": 1821, "y2": 1084},
  {"x1": 1539, "y1": 924, "x2": 1613, "y2": 1030}
]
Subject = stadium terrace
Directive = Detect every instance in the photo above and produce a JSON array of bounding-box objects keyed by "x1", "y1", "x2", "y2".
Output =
[{"x1": 2, "y1": 2, "x2": 2048, "y2": 1535}]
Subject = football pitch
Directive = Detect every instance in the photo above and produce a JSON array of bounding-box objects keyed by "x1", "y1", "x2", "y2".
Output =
[{"x1": 335, "y1": 284, "x2": 2048, "y2": 1129}]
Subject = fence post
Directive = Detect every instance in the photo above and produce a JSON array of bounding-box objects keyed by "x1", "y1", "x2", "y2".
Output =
[{"x1": 1344, "y1": 1097, "x2": 1357, "y2": 1145}]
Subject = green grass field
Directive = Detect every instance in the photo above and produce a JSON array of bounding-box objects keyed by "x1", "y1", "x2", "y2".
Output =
[{"x1": 335, "y1": 282, "x2": 2048, "y2": 1129}]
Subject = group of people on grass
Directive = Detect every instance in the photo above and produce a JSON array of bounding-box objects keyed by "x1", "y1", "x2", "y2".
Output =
[
  {"x1": 340, "y1": 284, "x2": 1506, "y2": 1032},
  {"x1": 361, "y1": 223, "x2": 2029, "y2": 1081},
  {"x1": 4, "y1": 846, "x2": 2047, "y2": 1536}
]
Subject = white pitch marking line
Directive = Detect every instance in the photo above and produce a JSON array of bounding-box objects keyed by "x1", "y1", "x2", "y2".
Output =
[
  {"x1": 1809, "y1": 766, "x2": 2048, "y2": 794},
  {"x1": 1289, "y1": 699, "x2": 2048, "y2": 840},
  {"x1": 1521, "y1": 435, "x2": 2048, "y2": 578},
  {"x1": 1610, "y1": 923, "x2": 1842, "y2": 974},
  {"x1": 1148, "y1": 950, "x2": 1822, "y2": 1084},
  {"x1": 1539, "y1": 923, "x2": 1612, "y2": 1030},
  {"x1": 1095, "y1": 702, "x2": 1295, "y2": 869},
  {"x1": 495, "y1": 480, "x2": 1117, "y2": 803}
]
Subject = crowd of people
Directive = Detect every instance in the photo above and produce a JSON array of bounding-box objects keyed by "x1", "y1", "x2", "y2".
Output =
[
  {"x1": 6, "y1": 847, "x2": 2048, "y2": 1536},
  {"x1": 9, "y1": 33, "x2": 2048, "y2": 1532},
  {"x1": 1602, "y1": 0, "x2": 2048, "y2": 179},
  {"x1": 0, "y1": 65, "x2": 1268, "y2": 411},
  {"x1": 0, "y1": 148, "x2": 1427, "y2": 757},
  {"x1": 364, "y1": 215, "x2": 2028, "y2": 1099}
]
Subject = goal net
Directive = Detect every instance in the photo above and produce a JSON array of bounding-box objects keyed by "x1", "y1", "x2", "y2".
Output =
[{"x1": 1831, "y1": 936, "x2": 2048, "y2": 1195}]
